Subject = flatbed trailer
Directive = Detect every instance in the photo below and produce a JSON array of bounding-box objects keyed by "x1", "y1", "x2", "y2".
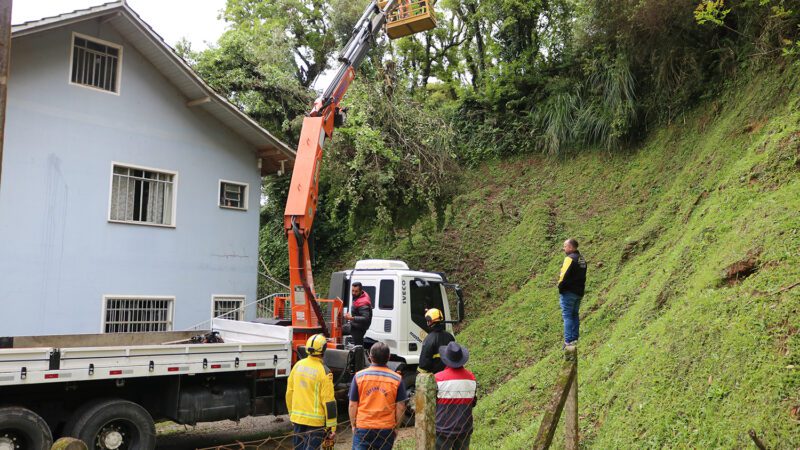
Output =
[{"x1": 0, "y1": 319, "x2": 293, "y2": 450}]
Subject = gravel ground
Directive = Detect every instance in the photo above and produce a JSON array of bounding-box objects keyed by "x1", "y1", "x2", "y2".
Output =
[
  {"x1": 155, "y1": 417, "x2": 415, "y2": 450},
  {"x1": 155, "y1": 415, "x2": 293, "y2": 450}
]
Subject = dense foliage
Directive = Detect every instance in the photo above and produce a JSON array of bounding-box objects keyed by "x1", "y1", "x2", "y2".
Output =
[
  {"x1": 359, "y1": 65, "x2": 800, "y2": 447},
  {"x1": 182, "y1": 0, "x2": 800, "y2": 283},
  {"x1": 177, "y1": 2, "x2": 799, "y2": 445}
]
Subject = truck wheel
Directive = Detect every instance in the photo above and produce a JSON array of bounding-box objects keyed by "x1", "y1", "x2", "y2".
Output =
[
  {"x1": 64, "y1": 400, "x2": 155, "y2": 450},
  {"x1": 0, "y1": 406, "x2": 53, "y2": 450},
  {"x1": 401, "y1": 386, "x2": 416, "y2": 427},
  {"x1": 401, "y1": 370, "x2": 418, "y2": 427}
]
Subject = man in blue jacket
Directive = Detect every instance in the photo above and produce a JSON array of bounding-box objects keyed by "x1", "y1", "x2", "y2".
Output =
[{"x1": 558, "y1": 238, "x2": 587, "y2": 347}]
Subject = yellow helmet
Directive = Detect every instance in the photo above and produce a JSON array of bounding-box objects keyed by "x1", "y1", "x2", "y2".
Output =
[
  {"x1": 425, "y1": 308, "x2": 444, "y2": 325},
  {"x1": 305, "y1": 334, "x2": 327, "y2": 356}
]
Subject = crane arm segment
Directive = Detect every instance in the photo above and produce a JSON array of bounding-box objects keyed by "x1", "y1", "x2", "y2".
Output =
[{"x1": 283, "y1": 1, "x2": 398, "y2": 340}]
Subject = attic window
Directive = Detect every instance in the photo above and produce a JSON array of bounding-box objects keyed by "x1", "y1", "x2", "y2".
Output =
[{"x1": 70, "y1": 33, "x2": 122, "y2": 93}]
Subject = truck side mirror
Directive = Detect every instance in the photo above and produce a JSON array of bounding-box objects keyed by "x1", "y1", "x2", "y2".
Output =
[
  {"x1": 456, "y1": 286, "x2": 465, "y2": 324},
  {"x1": 443, "y1": 283, "x2": 465, "y2": 324}
]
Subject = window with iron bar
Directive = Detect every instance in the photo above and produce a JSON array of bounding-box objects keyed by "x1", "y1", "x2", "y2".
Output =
[
  {"x1": 110, "y1": 164, "x2": 176, "y2": 226},
  {"x1": 104, "y1": 297, "x2": 174, "y2": 333},
  {"x1": 213, "y1": 296, "x2": 245, "y2": 320},
  {"x1": 70, "y1": 33, "x2": 122, "y2": 93},
  {"x1": 219, "y1": 181, "x2": 248, "y2": 210}
]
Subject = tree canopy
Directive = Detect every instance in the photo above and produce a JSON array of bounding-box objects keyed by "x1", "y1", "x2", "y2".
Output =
[{"x1": 182, "y1": 0, "x2": 800, "y2": 280}]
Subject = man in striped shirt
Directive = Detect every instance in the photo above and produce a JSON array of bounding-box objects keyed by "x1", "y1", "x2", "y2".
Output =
[{"x1": 435, "y1": 342, "x2": 477, "y2": 449}]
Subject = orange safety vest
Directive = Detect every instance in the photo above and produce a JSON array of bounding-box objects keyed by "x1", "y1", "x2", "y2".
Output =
[{"x1": 354, "y1": 365, "x2": 402, "y2": 429}]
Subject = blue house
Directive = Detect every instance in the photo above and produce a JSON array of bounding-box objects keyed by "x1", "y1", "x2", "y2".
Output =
[{"x1": 0, "y1": 2, "x2": 295, "y2": 336}]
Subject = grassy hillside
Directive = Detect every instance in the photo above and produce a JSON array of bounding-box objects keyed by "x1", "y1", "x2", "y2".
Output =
[{"x1": 338, "y1": 66, "x2": 800, "y2": 447}]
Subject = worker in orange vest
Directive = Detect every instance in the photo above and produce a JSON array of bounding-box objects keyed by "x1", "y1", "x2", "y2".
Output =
[{"x1": 348, "y1": 342, "x2": 407, "y2": 449}]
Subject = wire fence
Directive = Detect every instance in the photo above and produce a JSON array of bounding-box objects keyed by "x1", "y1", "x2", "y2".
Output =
[{"x1": 195, "y1": 385, "x2": 478, "y2": 450}]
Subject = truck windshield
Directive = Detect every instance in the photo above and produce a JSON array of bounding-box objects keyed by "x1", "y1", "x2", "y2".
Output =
[{"x1": 410, "y1": 281, "x2": 445, "y2": 332}]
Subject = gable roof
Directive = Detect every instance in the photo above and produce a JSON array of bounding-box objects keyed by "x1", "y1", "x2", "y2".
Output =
[{"x1": 12, "y1": 1, "x2": 295, "y2": 176}]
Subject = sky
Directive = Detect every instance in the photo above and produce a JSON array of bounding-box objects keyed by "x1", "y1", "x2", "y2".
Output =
[{"x1": 13, "y1": 0, "x2": 229, "y2": 51}]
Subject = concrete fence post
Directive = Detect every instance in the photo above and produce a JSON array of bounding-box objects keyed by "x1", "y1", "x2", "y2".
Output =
[
  {"x1": 415, "y1": 372, "x2": 437, "y2": 450},
  {"x1": 532, "y1": 346, "x2": 578, "y2": 450},
  {"x1": 565, "y1": 346, "x2": 579, "y2": 450}
]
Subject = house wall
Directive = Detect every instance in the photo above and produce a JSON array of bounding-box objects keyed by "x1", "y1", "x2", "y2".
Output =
[{"x1": 0, "y1": 20, "x2": 262, "y2": 335}]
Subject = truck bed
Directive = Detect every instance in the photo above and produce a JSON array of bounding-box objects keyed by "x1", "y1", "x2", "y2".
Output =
[{"x1": 0, "y1": 319, "x2": 293, "y2": 387}]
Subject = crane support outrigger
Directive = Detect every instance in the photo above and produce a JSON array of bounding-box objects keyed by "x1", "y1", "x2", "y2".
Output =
[{"x1": 282, "y1": 0, "x2": 400, "y2": 352}]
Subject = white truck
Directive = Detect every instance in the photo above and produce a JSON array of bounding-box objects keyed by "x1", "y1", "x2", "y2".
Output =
[
  {"x1": 327, "y1": 259, "x2": 464, "y2": 390},
  {"x1": 0, "y1": 260, "x2": 463, "y2": 450},
  {"x1": 0, "y1": 320, "x2": 294, "y2": 450}
]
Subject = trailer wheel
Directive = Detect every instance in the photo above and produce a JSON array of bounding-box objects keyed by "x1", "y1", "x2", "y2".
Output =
[
  {"x1": 64, "y1": 400, "x2": 155, "y2": 450},
  {"x1": 0, "y1": 406, "x2": 53, "y2": 450}
]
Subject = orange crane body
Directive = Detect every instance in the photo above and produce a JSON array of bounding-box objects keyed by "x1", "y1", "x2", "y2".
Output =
[
  {"x1": 278, "y1": 0, "x2": 435, "y2": 356},
  {"x1": 281, "y1": 42, "x2": 362, "y2": 354}
]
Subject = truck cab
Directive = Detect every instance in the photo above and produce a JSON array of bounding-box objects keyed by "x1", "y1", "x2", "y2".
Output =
[{"x1": 328, "y1": 259, "x2": 464, "y2": 370}]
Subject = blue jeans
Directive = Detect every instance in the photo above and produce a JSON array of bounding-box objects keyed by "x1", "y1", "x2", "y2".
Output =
[
  {"x1": 352, "y1": 428, "x2": 396, "y2": 449},
  {"x1": 292, "y1": 424, "x2": 325, "y2": 450},
  {"x1": 559, "y1": 291, "x2": 582, "y2": 343}
]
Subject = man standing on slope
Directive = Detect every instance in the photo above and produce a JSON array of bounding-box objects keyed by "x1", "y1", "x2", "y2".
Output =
[
  {"x1": 346, "y1": 282, "x2": 373, "y2": 346},
  {"x1": 558, "y1": 238, "x2": 587, "y2": 348},
  {"x1": 286, "y1": 334, "x2": 337, "y2": 449}
]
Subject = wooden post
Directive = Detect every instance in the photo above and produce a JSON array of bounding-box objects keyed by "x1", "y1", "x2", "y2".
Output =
[
  {"x1": 51, "y1": 437, "x2": 88, "y2": 450},
  {"x1": 0, "y1": 0, "x2": 10, "y2": 189},
  {"x1": 565, "y1": 346, "x2": 578, "y2": 450},
  {"x1": 532, "y1": 346, "x2": 577, "y2": 450},
  {"x1": 414, "y1": 372, "x2": 436, "y2": 450}
]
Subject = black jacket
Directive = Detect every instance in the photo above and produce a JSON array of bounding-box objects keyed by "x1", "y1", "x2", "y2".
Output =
[
  {"x1": 419, "y1": 324, "x2": 455, "y2": 373},
  {"x1": 558, "y1": 251, "x2": 587, "y2": 296},
  {"x1": 350, "y1": 292, "x2": 372, "y2": 332}
]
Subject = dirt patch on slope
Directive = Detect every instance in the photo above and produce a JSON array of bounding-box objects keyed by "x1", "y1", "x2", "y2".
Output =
[{"x1": 720, "y1": 249, "x2": 761, "y2": 286}]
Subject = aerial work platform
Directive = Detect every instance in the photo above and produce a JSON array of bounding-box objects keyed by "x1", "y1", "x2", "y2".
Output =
[{"x1": 380, "y1": 0, "x2": 437, "y2": 39}]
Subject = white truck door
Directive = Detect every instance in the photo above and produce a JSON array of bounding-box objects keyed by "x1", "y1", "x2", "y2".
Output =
[
  {"x1": 401, "y1": 276, "x2": 448, "y2": 365},
  {"x1": 364, "y1": 278, "x2": 399, "y2": 354}
]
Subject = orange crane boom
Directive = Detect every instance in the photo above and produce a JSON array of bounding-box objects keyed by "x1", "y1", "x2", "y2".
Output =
[{"x1": 282, "y1": 0, "x2": 399, "y2": 351}]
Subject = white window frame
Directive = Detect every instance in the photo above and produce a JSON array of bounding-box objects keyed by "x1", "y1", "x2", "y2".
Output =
[
  {"x1": 211, "y1": 295, "x2": 246, "y2": 321},
  {"x1": 101, "y1": 295, "x2": 175, "y2": 333},
  {"x1": 69, "y1": 32, "x2": 124, "y2": 96},
  {"x1": 218, "y1": 179, "x2": 249, "y2": 211},
  {"x1": 107, "y1": 162, "x2": 179, "y2": 228}
]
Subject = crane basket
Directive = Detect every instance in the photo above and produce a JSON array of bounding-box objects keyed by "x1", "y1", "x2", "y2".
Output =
[{"x1": 380, "y1": 0, "x2": 437, "y2": 39}]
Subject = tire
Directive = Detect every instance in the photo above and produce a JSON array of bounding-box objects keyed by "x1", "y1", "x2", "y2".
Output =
[
  {"x1": 63, "y1": 400, "x2": 155, "y2": 450},
  {"x1": 401, "y1": 386, "x2": 416, "y2": 427},
  {"x1": 401, "y1": 371, "x2": 418, "y2": 428},
  {"x1": 0, "y1": 406, "x2": 53, "y2": 450}
]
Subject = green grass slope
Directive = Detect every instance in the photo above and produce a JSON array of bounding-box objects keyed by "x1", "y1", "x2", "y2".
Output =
[{"x1": 345, "y1": 66, "x2": 800, "y2": 447}]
